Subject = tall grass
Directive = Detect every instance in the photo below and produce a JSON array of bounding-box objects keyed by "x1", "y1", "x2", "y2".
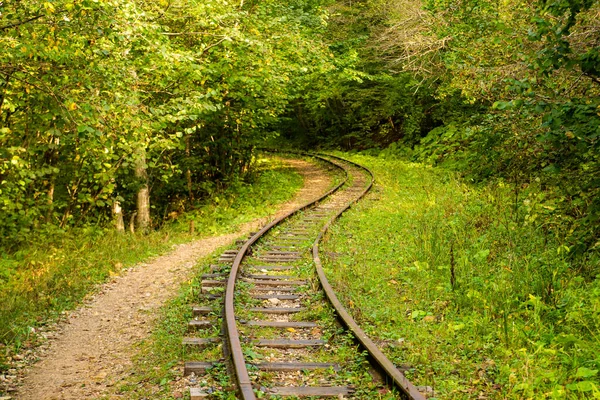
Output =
[{"x1": 322, "y1": 153, "x2": 600, "y2": 399}]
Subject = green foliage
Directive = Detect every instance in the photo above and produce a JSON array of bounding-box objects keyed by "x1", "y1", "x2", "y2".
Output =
[
  {"x1": 272, "y1": 0, "x2": 599, "y2": 252},
  {"x1": 0, "y1": 0, "x2": 332, "y2": 249},
  {"x1": 323, "y1": 153, "x2": 600, "y2": 398},
  {"x1": 277, "y1": 0, "x2": 440, "y2": 150},
  {"x1": 408, "y1": 0, "x2": 600, "y2": 253},
  {"x1": 166, "y1": 157, "x2": 305, "y2": 235}
]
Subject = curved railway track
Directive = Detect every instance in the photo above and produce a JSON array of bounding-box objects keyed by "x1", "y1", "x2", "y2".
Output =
[{"x1": 184, "y1": 154, "x2": 425, "y2": 399}]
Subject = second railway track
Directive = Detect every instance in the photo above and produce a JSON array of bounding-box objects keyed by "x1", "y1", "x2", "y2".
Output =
[{"x1": 183, "y1": 154, "x2": 425, "y2": 399}]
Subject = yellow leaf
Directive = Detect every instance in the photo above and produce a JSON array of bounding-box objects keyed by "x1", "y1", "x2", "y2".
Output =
[
  {"x1": 44, "y1": 2, "x2": 56, "y2": 13},
  {"x1": 68, "y1": 102, "x2": 78, "y2": 111},
  {"x1": 286, "y1": 328, "x2": 296, "y2": 333}
]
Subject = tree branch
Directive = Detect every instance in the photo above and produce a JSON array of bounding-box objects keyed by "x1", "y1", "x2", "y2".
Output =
[
  {"x1": 584, "y1": 72, "x2": 600, "y2": 86},
  {"x1": 161, "y1": 32, "x2": 226, "y2": 37},
  {"x1": 201, "y1": 37, "x2": 228, "y2": 55},
  {"x1": 0, "y1": 14, "x2": 45, "y2": 31}
]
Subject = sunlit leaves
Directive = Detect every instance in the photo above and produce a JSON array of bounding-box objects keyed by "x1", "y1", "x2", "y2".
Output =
[{"x1": 0, "y1": 0, "x2": 334, "y2": 248}]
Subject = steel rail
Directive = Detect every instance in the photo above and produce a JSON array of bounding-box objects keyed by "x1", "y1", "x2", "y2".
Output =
[
  {"x1": 224, "y1": 153, "x2": 348, "y2": 399},
  {"x1": 312, "y1": 153, "x2": 426, "y2": 400}
]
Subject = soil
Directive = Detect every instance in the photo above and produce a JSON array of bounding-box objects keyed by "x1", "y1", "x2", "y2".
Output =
[{"x1": 11, "y1": 158, "x2": 333, "y2": 400}]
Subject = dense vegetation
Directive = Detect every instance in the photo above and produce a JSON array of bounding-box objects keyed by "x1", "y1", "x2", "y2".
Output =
[
  {"x1": 4, "y1": 0, "x2": 597, "y2": 276},
  {"x1": 1, "y1": 0, "x2": 333, "y2": 374},
  {"x1": 282, "y1": 0, "x2": 600, "y2": 260},
  {"x1": 0, "y1": 0, "x2": 331, "y2": 249}
]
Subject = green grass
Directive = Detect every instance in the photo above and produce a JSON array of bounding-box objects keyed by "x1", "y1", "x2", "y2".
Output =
[
  {"x1": 321, "y1": 153, "x2": 600, "y2": 399},
  {"x1": 0, "y1": 156, "x2": 304, "y2": 371}
]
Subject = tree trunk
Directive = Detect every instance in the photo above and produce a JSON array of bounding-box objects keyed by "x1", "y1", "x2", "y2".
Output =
[
  {"x1": 44, "y1": 144, "x2": 57, "y2": 223},
  {"x1": 46, "y1": 180, "x2": 55, "y2": 223},
  {"x1": 135, "y1": 146, "x2": 150, "y2": 231},
  {"x1": 113, "y1": 200, "x2": 125, "y2": 232},
  {"x1": 129, "y1": 212, "x2": 137, "y2": 234},
  {"x1": 186, "y1": 134, "x2": 194, "y2": 202}
]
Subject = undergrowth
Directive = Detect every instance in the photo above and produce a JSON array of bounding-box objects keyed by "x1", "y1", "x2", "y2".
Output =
[
  {"x1": 0, "y1": 156, "x2": 303, "y2": 371},
  {"x1": 322, "y1": 153, "x2": 600, "y2": 399}
]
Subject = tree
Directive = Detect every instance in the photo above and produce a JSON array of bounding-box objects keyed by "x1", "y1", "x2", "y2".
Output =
[{"x1": 0, "y1": 0, "x2": 336, "y2": 248}]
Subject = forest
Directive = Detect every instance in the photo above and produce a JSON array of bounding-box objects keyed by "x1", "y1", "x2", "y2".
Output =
[
  {"x1": 2, "y1": 0, "x2": 599, "y2": 254},
  {"x1": 1, "y1": 0, "x2": 599, "y2": 398}
]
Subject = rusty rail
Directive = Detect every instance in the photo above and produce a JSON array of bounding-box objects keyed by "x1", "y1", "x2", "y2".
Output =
[
  {"x1": 312, "y1": 154, "x2": 425, "y2": 400},
  {"x1": 224, "y1": 154, "x2": 347, "y2": 400}
]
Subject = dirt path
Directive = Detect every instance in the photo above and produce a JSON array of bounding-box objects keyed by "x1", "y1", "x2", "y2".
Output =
[{"x1": 15, "y1": 158, "x2": 333, "y2": 400}]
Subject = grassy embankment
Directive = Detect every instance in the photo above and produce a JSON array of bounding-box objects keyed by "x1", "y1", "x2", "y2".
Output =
[
  {"x1": 321, "y1": 153, "x2": 600, "y2": 399},
  {"x1": 0, "y1": 156, "x2": 304, "y2": 371}
]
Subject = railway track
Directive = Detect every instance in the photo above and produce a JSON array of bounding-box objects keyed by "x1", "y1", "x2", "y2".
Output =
[{"x1": 183, "y1": 154, "x2": 425, "y2": 399}]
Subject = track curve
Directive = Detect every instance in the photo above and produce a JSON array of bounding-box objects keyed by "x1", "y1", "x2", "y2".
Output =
[{"x1": 224, "y1": 155, "x2": 348, "y2": 399}]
